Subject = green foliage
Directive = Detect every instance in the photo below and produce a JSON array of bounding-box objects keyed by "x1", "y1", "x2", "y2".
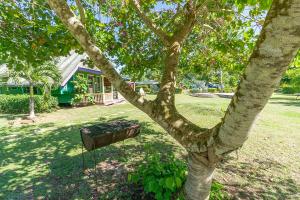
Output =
[
  {"x1": 208, "y1": 88, "x2": 218, "y2": 93},
  {"x1": 73, "y1": 75, "x2": 88, "y2": 94},
  {"x1": 73, "y1": 0, "x2": 267, "y2": 82},
  {"x1": 223, "y1": 87, "x2": 235, "y2": 93},
  {"x1": 128, "y1": 152, "x2": 187, "y2": 200},
  {"x1": 0, "y1": 94, "x2": 58, "y2": 114},
  {"x1": 190, "y1": 88, "x2": 202, "y2": 94},
  {"x1": 71, "y1": 75, "x2": 95, "y2": 105},
  {"x1": 210, "y1": 181, "x2": 229, "y2": 200},
  {"x1": 175, "y1": 88, "x2": 183, "y2": 94},
  {"x1": 281, "y1": 85, "x2": 299, "y2": 94},
  {"x1": 0, "y1": 0, "x2": 76, "y2": 70},
  {"x1": 280, "y1": 51, "x2": 300, "y2": 94}
]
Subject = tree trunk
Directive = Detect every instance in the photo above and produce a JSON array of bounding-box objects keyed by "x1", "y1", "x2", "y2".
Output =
[
  {"x1": 28, "y1": 84, "x2": 35, "y2": 119},
  {"x1": 184, "y1": 152, "x2": 215, "y2": 200},
  {"x1": 214, "y1": 0, "x2": 300, "y2": 156}
]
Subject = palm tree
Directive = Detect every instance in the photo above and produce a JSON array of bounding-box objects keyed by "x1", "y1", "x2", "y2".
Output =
[{"x1": 8, "y1": 61, "x2": 61, "y2": 119}]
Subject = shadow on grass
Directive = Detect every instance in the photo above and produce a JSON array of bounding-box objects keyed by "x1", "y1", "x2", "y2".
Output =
[
  {"x1": 0, "y1": 117, "x2": 182, "y2": 199},
  {"x1": 0, "y1": 113, "x2": 27, "y2": 121},
  {"x1": 269, "y1": 96, "x2": 300, "y2": 107},
  {"x1": 218, "y1": 156, "x2": 299, "y2": 200}
]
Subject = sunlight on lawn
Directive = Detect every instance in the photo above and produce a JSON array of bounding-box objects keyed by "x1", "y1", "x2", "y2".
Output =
[{"x1": 0, "y1": 94, "x2": 299, "y2": 199}]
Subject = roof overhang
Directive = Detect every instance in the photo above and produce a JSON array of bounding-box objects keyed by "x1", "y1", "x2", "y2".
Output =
[{"x1": 78, "y1": 67, "x2": 102, "y2": 75}]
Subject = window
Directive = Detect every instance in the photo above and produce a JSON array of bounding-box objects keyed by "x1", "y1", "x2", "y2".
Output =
[
  {"x1": 94, "y1": 76, "x2": 102, "y2": 93},
  {"x1": 88, "y1": 75, "x2": 94, "y2": 93}
]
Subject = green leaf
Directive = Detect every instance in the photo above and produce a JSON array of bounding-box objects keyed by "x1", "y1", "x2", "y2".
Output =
[
  {"x1": 165, "y1": 177, "x2": 175, "y2": 190},
  {"x1": 175, "y1": 177, "x2": 182, "y2": 188}
]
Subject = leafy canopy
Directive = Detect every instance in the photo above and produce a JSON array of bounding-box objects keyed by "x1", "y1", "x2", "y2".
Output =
[
  {"x1": 0, "y1": 0, "x2": 77, "y2": 69},
  {"x1": 0, "y1": 0, "x2": 273, "y2": 85}
]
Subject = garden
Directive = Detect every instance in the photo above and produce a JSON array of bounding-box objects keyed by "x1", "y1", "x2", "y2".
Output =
[
  {"x1": 1, "y1": 0, "x2": 300, "y2": 199},
  {"x1": 0, "y1": 94, "x2": 299, "y2": 199}
]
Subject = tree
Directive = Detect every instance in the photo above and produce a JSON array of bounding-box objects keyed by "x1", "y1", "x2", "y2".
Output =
[
  {"x1": 32, "y1": 0, "x2": 300, "y2": 199},
  {"x1": 0, "y1": 0, "x2": 77, "y2": 119},
  {"x1": 7, "y1": 61, "x2": 61, "y2": 119}
]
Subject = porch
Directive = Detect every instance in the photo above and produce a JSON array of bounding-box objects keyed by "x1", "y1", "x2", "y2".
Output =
[
  {"x1": 80, "y1": 92, "x2": 123, "y2": 105},
  {"x1": 79, "y1": 74, "x2": 123, "y2": 105}
]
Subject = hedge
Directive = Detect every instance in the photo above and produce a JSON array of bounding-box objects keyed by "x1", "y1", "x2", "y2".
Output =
[
  {"x1": 0, "y1": 94, "x2": 58, "y2": 114},
  {"x1": 281, "y1": 86, "x2": 300, "y2": 94},
  {"x1": 208, "y1": 88, "x2": 218, "y2": 93}
]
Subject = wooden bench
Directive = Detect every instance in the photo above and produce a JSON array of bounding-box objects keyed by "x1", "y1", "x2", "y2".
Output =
[
  {"x1": 80, "y1": 120, "x2": 140, "y2": 151},
  {"x1": 296, "y1": 93, "x2": 300, "y2": 100}
]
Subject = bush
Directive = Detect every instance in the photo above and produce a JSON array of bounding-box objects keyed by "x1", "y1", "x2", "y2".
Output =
[
  {"x1": 128, "y1": 153, "x2": 187, "y2": 200},
  {"x1": 223, "y1": 87, "x2": 235, "y2": 93},
  {"x1": 210, "y1": 181, "x2": 230, "y2": 200},
  {"x1": 175, "y1": 88, "x2": 183, "y2": 94},
  {"x1": 208, "y1": 88, "x2": 218, "y2": 93},
  {"x1": 281, "y1": 86, "x2": 299, "y2": 94},
  {"x1": 190, "y1": 88, "x2": 202, "y2": 93},
  {"x1": 0, "y1": 94, "x2": 58, "y2": 114}
]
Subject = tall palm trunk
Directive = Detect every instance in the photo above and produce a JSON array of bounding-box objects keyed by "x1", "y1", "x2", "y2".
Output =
[
  {"x1": 184, "y1": 153, "x2": 215, "y2": 200},
  {"x1": 28, "y1": 83, "x2": 35, "y2": 119}
]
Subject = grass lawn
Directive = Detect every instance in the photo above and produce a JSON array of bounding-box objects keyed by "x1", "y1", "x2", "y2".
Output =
[{"x1": 0, "y1": 94, "x2": 299, "y2": 199}]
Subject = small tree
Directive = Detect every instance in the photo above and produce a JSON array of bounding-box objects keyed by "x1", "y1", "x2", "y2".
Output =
[
  {"x1": 8, "y1": 61, "x2": 61, "y2": 119},
  {"x1": 0, "y1": 0, "x2": 75, "y2": 118}
]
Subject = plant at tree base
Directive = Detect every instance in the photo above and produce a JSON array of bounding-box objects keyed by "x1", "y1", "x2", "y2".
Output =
[
  {"x1": 128, "y1": 153, "x2": 187, "y2": 200},
  {"x1": 9, "y1": 0, "x2": 300, "y2": 199},
  {"x1": 127, "y1": 148, "x2": 228, "y2": 200},
  {"x1": 209, "y1": 181, "x2": 229, "y2": 200}
]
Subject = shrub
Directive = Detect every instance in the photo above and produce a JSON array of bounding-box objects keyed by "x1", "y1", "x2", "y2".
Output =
[
  {"x1": 128, "y1": 153, "x2": 187, "y2": 200},
  {"x1": 0, "y1": 94, "x2": 58, "y2": 114},
  {"x1": 175, "y1": 88, "x2": 183, "y2": 94},
  {"x1": 281, "y1": 86, "x2": 299, "y2": 94},
  {"x1": 210, "y1": 181, "x2": 229, "y2": 200},
  {"x1": 190, "y1": 88, "x2": 202, "y2": 93},
  {"x1": 223, "y1": 87, "x2": 235, "y2": 93},
  {"x1": 208, "y1": 88, "x2": 218, "y2": 93}
]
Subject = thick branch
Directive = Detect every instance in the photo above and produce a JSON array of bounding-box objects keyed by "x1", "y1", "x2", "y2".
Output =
[
  {"x1": 48, "y1": 0, "x2": 152, "y2": 113},
  {"x1": 149, "y1": 104, "x2": 210, "y2": 151},
  {"x1": 170, "y1": 0, "x2": 202, "y2": 43},
  {"x1": 130, "y1": 0, "x2": 170, "y2": 45},
  {"x1": 212, "y1": 0, "x2": 300, "y2": 156},
  {"x1": 156, "y1": 41, "x2": 180, "y2": 106},
  {"x1": 75, "y1": 0, "x2": 86, "y2": 25},
  {"x1": 48, "y1": 0, "x2": 211, "y2": 151}
]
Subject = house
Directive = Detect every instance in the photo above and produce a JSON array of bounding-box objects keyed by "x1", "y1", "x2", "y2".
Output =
[
  {"x1": 135, "y1": 80, "x2": 160, "y2": 93},
  {"x1": 0, "y1": 51, "x2": 124, "y2": 105}
]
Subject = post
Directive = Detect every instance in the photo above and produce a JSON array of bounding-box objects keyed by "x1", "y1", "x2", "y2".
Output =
[
  {"x1": 101, "y1": 75, "x2": 105, "y2": 103},
  {"x1": 111, "y1": 83, "x2": 114, "y2": 101}
]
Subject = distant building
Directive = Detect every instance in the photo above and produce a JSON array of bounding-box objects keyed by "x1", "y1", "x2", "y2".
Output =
[{"x1": 0, "y1": 51, "x2": 124, "y2": 105}]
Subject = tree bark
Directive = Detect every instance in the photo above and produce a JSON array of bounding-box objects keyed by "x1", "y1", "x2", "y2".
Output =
[
  {"x1": 28, "y1": 83, "x2": 35, "y2": 119},
  {"x1": 213, "y1": 0, "x2": 300, "y2": 156},
  {"x1": 184, "y1": 152, "x2": 215, "y2": 200}
]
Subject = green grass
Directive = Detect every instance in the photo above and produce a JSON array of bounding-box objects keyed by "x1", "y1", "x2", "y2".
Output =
[{"x1": 0, "y1": 94, "x2": 299, "y2": 199}]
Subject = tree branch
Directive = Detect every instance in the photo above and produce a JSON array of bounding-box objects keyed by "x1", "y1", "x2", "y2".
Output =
[
  {"x1": 170, "y1": 0, "x2": 198, "y2": 43},
  {"x1": 47, "y1": 0, "x2": 153, "y2": 114},
  {"x1": 75, "y1": 0, "x2": 86, "y2": 25},
  {"x1": 130, "y1": 0, "x2": 170, "y2": 45},
  {"x1": 48, "y1": 0, "x2": 211, "y2": 152},
  {"x1": 212, "y1": 0, "x2": 300, "y2": 156}
]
